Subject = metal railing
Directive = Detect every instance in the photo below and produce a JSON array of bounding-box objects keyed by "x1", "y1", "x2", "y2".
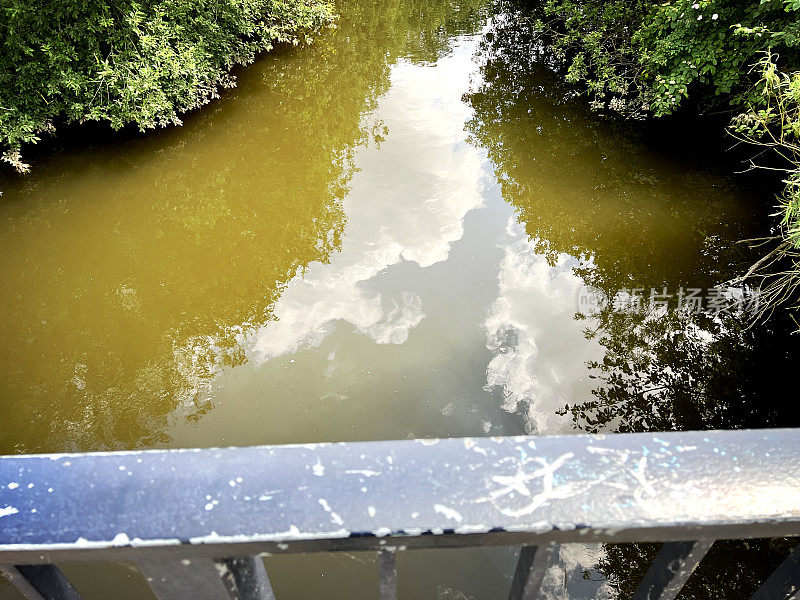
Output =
[{"x1": 1, "y1": 429, "x2": 799, "y2": 600}]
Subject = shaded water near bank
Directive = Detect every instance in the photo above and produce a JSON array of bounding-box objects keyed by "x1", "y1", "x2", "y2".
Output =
[{"x1": 1, "y1": 0, "x2": 798, "y2": 598}]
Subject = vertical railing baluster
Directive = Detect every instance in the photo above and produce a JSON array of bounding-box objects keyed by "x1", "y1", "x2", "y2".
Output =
[
  {"x1": 631, "y1": 540, "x2": 714, "y2": 600},
  {"x1": 378, "y1": 548, "x2": 397, "y2": 600},
  {"x1": 750, "y1": 544, "x2": 800, "y2": 600},
  {"x1": 0, "y1": 564, "x2": 85, "y2": 600},
  {"x1": 138, "y1": 558, "x2": 233, "y2": 600},
  {"x1": 221, "y1": 556, "x2": 277, "y2": 600},
  {"x1": 507, "y1": 544, "x2": 556, "y2": 600}
]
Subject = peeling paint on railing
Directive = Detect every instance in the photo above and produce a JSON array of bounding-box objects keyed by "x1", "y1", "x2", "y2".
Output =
[{"x1": 1, "y1": 429, "x2": 799, "y2": 564}]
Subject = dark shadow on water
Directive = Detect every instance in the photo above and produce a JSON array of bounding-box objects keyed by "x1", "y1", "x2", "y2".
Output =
[{"x1": 464, "y1": 4, "x2": 800, "y2": 598}]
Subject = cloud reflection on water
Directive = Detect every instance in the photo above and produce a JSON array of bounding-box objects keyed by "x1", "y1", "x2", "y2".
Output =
[
  {"x1": 483, "y1": 219, "x2": 603, "y2": 435},
  {"x1": 249, "y1": 38, "x2": 486, "y2": 362}
]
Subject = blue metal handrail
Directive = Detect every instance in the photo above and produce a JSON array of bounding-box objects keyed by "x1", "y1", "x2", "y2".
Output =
[{"x1": 2, "y1": 429, "x2": 799, "y2": 599}]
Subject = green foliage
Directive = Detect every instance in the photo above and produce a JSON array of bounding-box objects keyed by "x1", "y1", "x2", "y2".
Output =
[
  {"x1": 726, "y1": 52, "x2": 800, "y2": 313},
  {"x1": 537, "y1": 0, "x2": 800, "y2": 117},
  {"x1": 537, "y1": 0, "x2": 650, "y2": 115},
  {"x1": 732, "y1": 53, "x2": 800, "y2": 243},
  {"x1": 0, "y1": 0, "x2": 335, "y2": 172}
]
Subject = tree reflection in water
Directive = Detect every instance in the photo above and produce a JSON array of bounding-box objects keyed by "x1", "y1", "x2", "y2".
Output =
[
  {"x1": 0, "y1": 0, "x2": 490, "y2": 454},
  {"x1": 466, "y1": 3, "x2": 800, "y2": 597}
]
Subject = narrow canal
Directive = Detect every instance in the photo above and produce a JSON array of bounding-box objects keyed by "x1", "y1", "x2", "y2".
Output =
[{"x1": 1, "y1": 0, "x2": 797, "y2": 597}]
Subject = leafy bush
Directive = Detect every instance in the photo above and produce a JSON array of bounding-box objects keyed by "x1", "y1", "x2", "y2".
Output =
[
  {"x1": 729, "y1": 53, "x2": 800, "y2": 311},
  {"x1": 537, "y1": 0, "x2": 800, "y2": 117},
  {"x1": 0, "y1": 0, "x2": 335, "y2": 172}
]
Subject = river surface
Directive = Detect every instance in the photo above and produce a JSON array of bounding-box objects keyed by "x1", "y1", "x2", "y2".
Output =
[{"x1": 1, "y1": 0, "x2": 798, "y2": 598}]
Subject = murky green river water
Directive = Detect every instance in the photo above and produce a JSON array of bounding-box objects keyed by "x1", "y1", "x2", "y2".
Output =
[{"x1": 1, "y1": 0, "x2": 798, "y2": 597}]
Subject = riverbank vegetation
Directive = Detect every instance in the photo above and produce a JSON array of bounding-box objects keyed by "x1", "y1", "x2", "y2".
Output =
[
  {"x1": 0, "y1": 0, "x2": 490, "y2": 453},
  {"x1": 530, "y1": 0, "x2": 800, "y2": 318},
  {"x1": 0, "y1": 0, "x2": 335, "y2": 173}
]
